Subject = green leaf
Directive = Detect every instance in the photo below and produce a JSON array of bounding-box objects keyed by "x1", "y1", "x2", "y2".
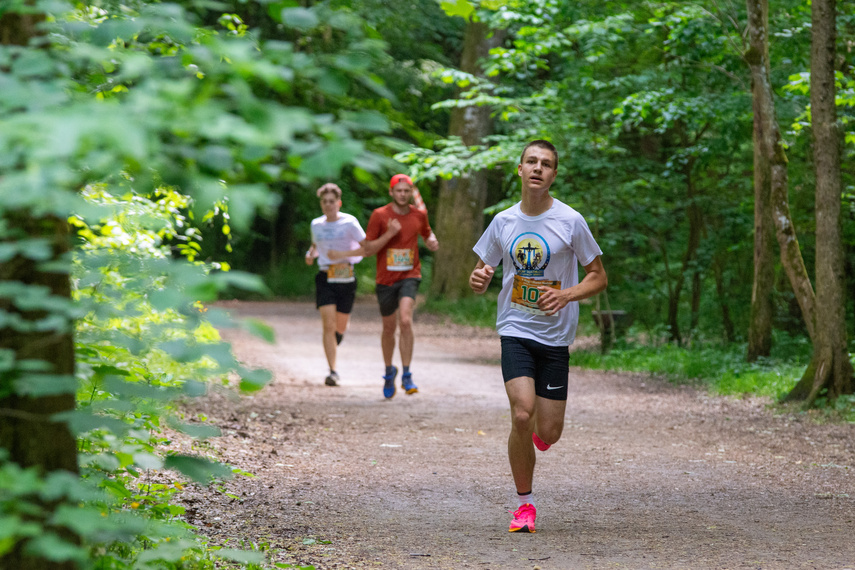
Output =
[
  {"x1": 168, "y1": 420, "x2": 221, "y2": 440},
  {"x1": 216, "y1": 548, "x2": 266, "y2": 564},
  {"x1": 13, "y1": 374, "x2": 77, "y2": 397},
  {"x1": 316, "y1": 69, "x2": 349, "y2": 97},
  {"x1": 163, "y1": 455, "x2": 233, "y2": 483},
  {"x1": 56, "y1": 410, "x2": 132, "y2": 437},
  {"x1": 243, "y1": 318, "x2": 275, "y2": 343},
  {"x1": 24, "y1": 532, "x2": 86, "y2": 564},
  {"x1": 182, "y1": 380, "x2": 208, "y2": 397},
  {"x1": 136, "y1": 538, "x2": 199, "y2": 564},
  {"x1": 280, "y1": 7, "x2": 318, "y2": 30},
  {"x1": 440, "y1": 0, "x2": 475, "y2": 20},
  {"x1": 0, "y1": 516, "x2": 41, "y2": 541},
  {"x1": 238, "y1": 367, "x2": 273, "y2": 392},
  {"x1": 298, "y1": 140, "x2": 364, "y2": 179}
]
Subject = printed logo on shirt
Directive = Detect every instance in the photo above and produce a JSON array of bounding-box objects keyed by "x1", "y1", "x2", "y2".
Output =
[
  {"x1": 509, "y1": 232, "x2": 559, "y2": 315},
  {"x1": 510, "y1": 232, "x2": 550, "y2": 277}
]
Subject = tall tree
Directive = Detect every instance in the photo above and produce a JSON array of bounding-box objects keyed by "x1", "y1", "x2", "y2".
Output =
[
  {"x1": 0, "y1": 10, "x2": 79, "y2": 570},
  {"x1": 744, "y1": 0, "x2": 776, "y2": 361},
  {"x1": 744, "y1": 0, "x2": 817, "y2": 345},
  {"x1": 784, "y1": 0, "x2": 854, "y2": 403},
  {"x1": 430, "y1": 19, "x2": 504, "y2": 300}
]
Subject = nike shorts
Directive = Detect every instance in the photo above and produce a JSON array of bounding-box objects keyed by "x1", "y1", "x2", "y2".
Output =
[{"x1": 500, "y1": 336, "x2": 570, "y2": 401}]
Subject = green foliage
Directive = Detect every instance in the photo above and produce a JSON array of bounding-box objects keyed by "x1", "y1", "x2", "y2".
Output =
[
  {"x1": 569, "y1": 332, "x2": 813, "y2": 401},
  {"x1": 1, "y1": 0, "x2": 402, "y2": 567},
  {"x1": 63, "y1": 187, "x2": 277, "y2": 568},
  {"x1": 422, "y1": 291, "x2": 498, "y2": 328},
  {"x1": 396, "y1": 0, "x2": 855, "y2": 349}
]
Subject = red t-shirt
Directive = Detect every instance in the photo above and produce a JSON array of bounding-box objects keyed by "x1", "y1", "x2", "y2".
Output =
[{"x1": 365, "y1": 203, "x2": 433, "y2": 286}]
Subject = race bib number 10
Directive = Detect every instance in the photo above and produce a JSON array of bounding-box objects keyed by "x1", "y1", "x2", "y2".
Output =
[
  {"x1": 386, "y1": 248, "x2": 414, "y2": 271},
  {"x1": 511, "y1": 275, "x2": 561, "y2": 315}
]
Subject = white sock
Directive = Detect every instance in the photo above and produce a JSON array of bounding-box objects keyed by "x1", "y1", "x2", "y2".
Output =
[{"x1": 518, "y1": 492, "x2": 533, "y2": 507}]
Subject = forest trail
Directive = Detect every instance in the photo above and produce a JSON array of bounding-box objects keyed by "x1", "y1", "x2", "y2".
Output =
[{"x1": 180, "y1": 299, "x2": 855, "y2": 570}]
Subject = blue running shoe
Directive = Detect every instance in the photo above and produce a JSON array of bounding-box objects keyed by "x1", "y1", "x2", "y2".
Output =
[
  {"x1": 401, "y1": 372, "x2": 418, "y2": 395},
  {"x1": 382, "y1": 366, "x2": 397, "y2": 399}
]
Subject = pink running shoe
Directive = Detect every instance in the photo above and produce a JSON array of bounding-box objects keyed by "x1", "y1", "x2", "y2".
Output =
[
  {"x1": 532, "y1": 432, "x2": 551, "y2": 451},
  {"x1": 508, "y1": 503, "x2": 536, "y2": 533}
]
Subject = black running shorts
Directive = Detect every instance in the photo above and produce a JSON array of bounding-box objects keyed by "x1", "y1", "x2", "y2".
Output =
[
  {"x1": 315, "y1": 271, "x2": 357, "y2": 313},
  {"x1": 375, "y1": 278, "x2": 421, "y2": 317},
  {"x1": 500, "y1": 336, "x2": 570, "y2": 401}
]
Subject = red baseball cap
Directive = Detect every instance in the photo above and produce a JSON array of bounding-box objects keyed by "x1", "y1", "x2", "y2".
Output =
[{"x1": 389, "y1": 174, "x2": 413, "y2": 189}]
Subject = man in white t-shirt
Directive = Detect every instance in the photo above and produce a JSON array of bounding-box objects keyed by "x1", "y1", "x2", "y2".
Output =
[
  {"x1": 306, "y1": 183, "x2": 399, "y2": 386},
  {"x1": 469, "y1": 140, "x2": 608, "y2": 533}
]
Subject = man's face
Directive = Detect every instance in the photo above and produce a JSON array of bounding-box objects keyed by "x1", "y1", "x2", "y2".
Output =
[
  {"x1": 518, "y1": 146, "x2": 557, "y2": 192},
  {"x1": 320, "y1": 193, "x2": 341, "y2": 217},
  {"x1": 389, "y1": 182, "x2": 414, "y2": 208}
]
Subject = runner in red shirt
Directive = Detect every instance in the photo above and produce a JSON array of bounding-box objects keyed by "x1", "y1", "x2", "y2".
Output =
[{"x1": 331, "y1": 174, "x2": 438, "y2": 398}]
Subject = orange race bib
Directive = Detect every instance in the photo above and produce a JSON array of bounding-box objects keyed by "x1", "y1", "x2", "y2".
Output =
[
  {"x1": 327, "y1": 263, "x2": 355, "y2": 283},
  {"x1": 386, "y1": 248, "x2": 414, "y2": 271},
  {"x1": 511, "y1": 275, "x2": 561, "y2": 316}
]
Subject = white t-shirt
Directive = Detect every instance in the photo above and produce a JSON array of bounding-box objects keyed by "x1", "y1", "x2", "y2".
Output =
[
  {"x1": 472, "y1": 199, "x2": 602, "y2": 347},
  {"x1": 310, "y1": 213, "x2": 366, "y2": 283}
]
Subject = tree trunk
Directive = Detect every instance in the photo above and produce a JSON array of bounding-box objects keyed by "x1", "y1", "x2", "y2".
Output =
[
  {"x1": 0, "y1": 13, "x2": 79, "y2": 570},
  {"x1": 429, "y1": 21, "x2": 504, "y2": 300},
  {"x1": 745, "y1": 0, "x2": 776, "y2": 362},
  {"x1": 784, "y1": 0, "x2": 854, "y2": 403},
  {"x1": 684, "y1": 158, "x2": 704, "y2": 338},
  {"x1": 666, "y1": 158, "x2": 703, "y2": 345},
  {"x1": 712, "y1": 254, "x2": 736, "y2": 343},
  {"x1": 745, "y1": 0, "x2": 817, "y2": 347},
  {"x1": 0, "y1": 214, "x2": 79, "y2": 570}
]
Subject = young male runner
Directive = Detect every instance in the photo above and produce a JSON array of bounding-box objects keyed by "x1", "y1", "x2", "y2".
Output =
[
  {"x1": 341, "y1": 174, "x2": 439, "y2": 399},
  {"x1": 306, "y1": 183, "x2": 399, "y2": 386},
  {"x1": 469, "y1": 140, "x2": 607, "y2": 533}
]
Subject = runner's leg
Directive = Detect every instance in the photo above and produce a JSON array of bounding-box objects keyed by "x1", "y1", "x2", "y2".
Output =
[
  {"x1": 505, "y1": 376, "x2": 537, "y2": 494},
  {"x1": 533, "y1": 397, "x2": 566, "y2": 446},
  {"x1": 381, "y1": 312, "x2": 397, "y2": 368},
  {"x1": 397, "y1": 296, "x2": 415, "y2": 368},
  {"x1": 319, "y1": 304, "x2": 338, "y2": 372}
]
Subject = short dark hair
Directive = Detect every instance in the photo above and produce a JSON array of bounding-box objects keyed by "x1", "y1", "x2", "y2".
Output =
[
  {"x1": 520, "y1": 140, "x2": 558, "y2": 169},
  {"x1": 316, "y1": 183, "x2": 342, "y2": 199}
]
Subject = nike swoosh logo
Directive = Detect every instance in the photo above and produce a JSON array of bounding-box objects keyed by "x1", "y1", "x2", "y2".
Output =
[{"x1": 546, "y1": 384, "x2": 564, "y2": 390}]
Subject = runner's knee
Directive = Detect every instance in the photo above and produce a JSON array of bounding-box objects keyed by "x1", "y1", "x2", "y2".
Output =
[
  {"x1": 398, "y1": 315, "x2": 413, "y2": 332},
  {"x1": 511, "y1": 406, "x2": 535, "y2": 432},
  {"x1": 538, "y1": 424, "x2": 563, "y2": 445}
]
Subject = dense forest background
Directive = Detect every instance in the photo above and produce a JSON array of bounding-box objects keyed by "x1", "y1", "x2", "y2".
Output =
[
  {"x1": 1, "y1": 0, "x2": 853, "y2": 568},
  {"x1": 210, "y1": 0, "x2": 855, "y2": 386}
]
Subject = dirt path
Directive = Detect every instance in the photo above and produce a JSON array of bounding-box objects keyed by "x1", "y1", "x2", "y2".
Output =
[{"x1": 179, "y1": 299, "x2": 855, "y2": 570}]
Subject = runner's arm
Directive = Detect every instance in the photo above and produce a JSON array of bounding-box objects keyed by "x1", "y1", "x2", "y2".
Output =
[
  {"x1": 536, "y1": 256, "x2": 608, "y2": 316},
  {"x1": 469, "y1": 259, "x2": 495, "y2": 294},
  {"x1": 328, "y1": 219, "x2": 401, "y2": 260},
  {"x1": 424, "y1": 231, "x2": 439, "y2": 252},
  {"x1": 305, "y1": 243, "x2": 318, "y2": 265}
]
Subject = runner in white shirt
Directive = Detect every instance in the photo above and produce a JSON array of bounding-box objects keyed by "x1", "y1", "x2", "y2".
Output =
[
  {"x1": 469, "y1": 140, "x2": 608, "y2": 533},
  {"x1": 306, "y1": 183, "x2": 399, "y2": 386}
]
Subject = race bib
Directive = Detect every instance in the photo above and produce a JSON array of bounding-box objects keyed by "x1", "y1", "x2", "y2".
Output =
[
  {"x1": 386, "y1": 248, "x2": 414, "y2": 271},
  {"x1": 327, "y1": 263, "x2": 355, "y2": 283},
  {"x1": 511, "y1": 275, "x2": 561, "y2": 316}
]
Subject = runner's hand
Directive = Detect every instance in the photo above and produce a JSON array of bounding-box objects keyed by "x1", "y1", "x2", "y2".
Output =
[
  {"x1": 536, "y1": 286, "x2": 569, "y2": 316},
  {"x1": 469, "y1": 265, "x2": 494, "y2": 294},
  {"x1": 386, "y1": 219, "x2": 401, "y2": 235},
  {"x1": 425, "y1": 232, "x2": 439, "y2": 252}
]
